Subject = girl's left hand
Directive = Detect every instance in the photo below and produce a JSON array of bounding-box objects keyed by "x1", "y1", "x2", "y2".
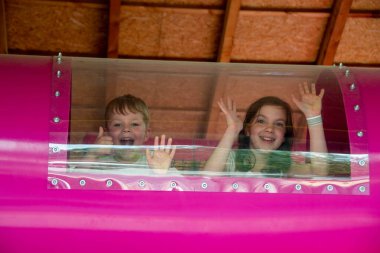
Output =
[
  {"x1": 146, "y1": 135, "x2": 176, "y2": 174},
  {"x1": 292, "y1": 82, "x2": 324, "y2": 118}
]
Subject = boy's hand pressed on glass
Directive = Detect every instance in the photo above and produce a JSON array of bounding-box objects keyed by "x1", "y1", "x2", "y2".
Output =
[{"x1": 146, "y1": 135, "x2": 176, "y2": 174}]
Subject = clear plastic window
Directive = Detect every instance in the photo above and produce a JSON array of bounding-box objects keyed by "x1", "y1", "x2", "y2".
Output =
[{"x1": 48, "y1": 57, "x2": 368, "y2": 194}]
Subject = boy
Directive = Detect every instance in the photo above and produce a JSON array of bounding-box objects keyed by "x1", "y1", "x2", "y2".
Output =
[{"x1": 83, "y1": 94, "x2": 175, "y2": 174}]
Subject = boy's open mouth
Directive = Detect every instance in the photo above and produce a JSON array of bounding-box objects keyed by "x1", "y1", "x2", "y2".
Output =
[{"x1": 120, "y1": 137, "x2": 134, "y2": 145}]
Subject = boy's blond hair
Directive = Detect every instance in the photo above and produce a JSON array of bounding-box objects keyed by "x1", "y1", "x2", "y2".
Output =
[{"x1": 105, "y1": 94, "x2": 150, "y2": 127}]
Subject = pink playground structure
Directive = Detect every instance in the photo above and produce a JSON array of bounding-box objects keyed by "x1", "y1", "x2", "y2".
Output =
[{"x1": 1, "y1": 54, "x2": 380, "y2": 253}]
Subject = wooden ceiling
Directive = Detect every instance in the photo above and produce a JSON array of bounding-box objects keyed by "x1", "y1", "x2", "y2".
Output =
[{"x1": 1, "y1": 0, "x2": 379, "y2": 66}]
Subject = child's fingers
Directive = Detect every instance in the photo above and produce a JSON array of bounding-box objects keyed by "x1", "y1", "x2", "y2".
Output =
[
  {"x1": 97, "y1": 126, "x2": 104, "y2": 138},
  {"x1": 303, "y1": 82, "x2": 310, "y2": 94},
  {"x1": 160, "y1": 134, "x2": 166, "y2": 149},
  {"x1": 165, "y1": 137, "x2": 173, "y2": 153},
  {"x1": 298, "y1": 83, "x2": 305, "y2": 96},
  {"x1": 169, "y1": 145, "x2": 176, "y2": 159},
  {"x1": 311, "y1": 83, "x2": 316, "y2": 94},
  {"x1": 319, "y1": 88, "x2": 325, "y2": 99},
  {"x1": 146, "y1": 148, "x2": 153, "y2": 161}
]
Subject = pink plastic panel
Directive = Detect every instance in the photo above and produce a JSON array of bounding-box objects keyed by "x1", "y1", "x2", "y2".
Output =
[{"x1": 48, "y1": 55, "x2": 71, "y2": 171}]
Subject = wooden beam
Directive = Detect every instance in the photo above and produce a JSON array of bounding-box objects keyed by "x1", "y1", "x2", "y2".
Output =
[
  {"x1": 217, "y1": 0, "x2": 241, "y2": 62},
  {"x1": 317, "y1": 0, "x2": 353, "y2": 65},
  {"x1": 0, "y1": 0, "x2": 7, "y2": 54},
  {"x1": 107, "y1": 0, "x2": 121, "y2": 58}
]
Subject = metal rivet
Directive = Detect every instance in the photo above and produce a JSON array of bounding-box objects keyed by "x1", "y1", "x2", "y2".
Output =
[
  {"x1": 170, "y1": 181, "x2": 177, "y2": 188},
  {"x1": 58, "y1": 52, "x2": 62, "y2": 58},
  {"x1": 52, "y1": 146, "x2": 60, "y2": 153},
  {"x1": 232, "y1": 182, "x2": 239, "y2": 190},
  {"x1": 357, "y1": 131, "x2": 364, "y2": 137},
  {"x1": 359, "y1": 186, "x2": 366, "y2": 193},
  {"x1": 79, "y1": 179, "x2": 86, "y2": 186},
  {"x1": 354, "y1": 105, "x2": 360, "y2": 111},
  {"x1": 138, "y1": 180, "x2": 145, "y2": 188},
  {"x1": 56, "y1": 70, "x2": 61, "y2": 78},
  {"x1": 106, "y1": 180, "x2": 113, "y2": 187},
  {"x1": 339, "y1": 63, "x2": 343, "y2": 68},
  {"x1": 53, "y1": 117, "x2": 60, "y2": 123},
  {"x1": 201, "y1": 182, "x2": 208, "y2": 189},
  {"x1": 350, "y1": 83, "x2": 356, "y2": 91},
  {"x1": 51, "y1": 178, "x2": 58, "y2": 186},
  {"x1": 295, "y1": 184, "x2": 302, "y2": 191},
  {"x1": 359, "y1": 160, "x2": 366, "y2": 166},
  {"x1": 327, "y1": 185, "x2": 334, "y2": 191},
  {"x1": 264, "y1": 183, "x2": 271, "y2": 190},
  {"x1": 55, "y1": 91, "x2": 60, "y2": 97},
  {"x1": 345, "y1": 69, "x2": 350, "y2": 77}
]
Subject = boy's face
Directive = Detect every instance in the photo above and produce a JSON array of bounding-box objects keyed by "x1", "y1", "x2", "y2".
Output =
[{"x1": 107, "y1": 108, "x2": 149, "y2": 146}]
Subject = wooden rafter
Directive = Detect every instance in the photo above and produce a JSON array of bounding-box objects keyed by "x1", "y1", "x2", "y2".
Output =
[
  {"x1": 0, "y1": 0, "x2": 7, "y2": 54},
  {"x1": 107, "y1": 0, "x2": 121, "y2": 58},
  {"x1": 217, "y1": 0, "x2": 241, "y2": 62},
  {"x1": 317, "y1": 0, "x2": 354, "y2": 65}
]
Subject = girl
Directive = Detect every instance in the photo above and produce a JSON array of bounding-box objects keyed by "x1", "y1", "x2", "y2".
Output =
[{"x1": 204, "y1": 83, "x2": 328, "y2": 177}]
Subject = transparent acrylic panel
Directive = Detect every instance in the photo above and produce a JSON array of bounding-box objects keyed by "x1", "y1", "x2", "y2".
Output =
[{"x1": 48, "y1": 57, "x2": 369, "y2": 194}]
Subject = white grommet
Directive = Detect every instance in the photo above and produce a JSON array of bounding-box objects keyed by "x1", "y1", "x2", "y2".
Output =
[
  {"x1": 358, "y1": 160, "x2": 366, "y2": 166},
  {"x1": 357, "y1": 131, "x2": 363, "y2": 137},
  {"x1": 345, "y1": 69, "x2": 350, "y2": 77},
  {"x1": 354, "y1": 105, "x2": 360, "y2": 111},
  {"x1": 326, "y1": 185, "x2": 334, "y2": 191},
  {"x1": 53, "y1": 117, "x2": 60, "y2": 123},
  {"x1": 57, "y1": 70, "x2": 61, "y2": 78},
  {"x1": 170, "y1": 181, "x2": 177, "y2": 188},
  {"x1": 232, "y1": 183, "x2": 239, "y2": 190},
  {"x1": 358, "y1": 186, "x2": 366, "y2": 193},
  {"x1": 55, "y1": 91, "x2": 60, "y2": 97},
  {"x1": 106, "y1": 180, "x2": 113, "y2": 187},
  {"x1": 264, "y1": 183, "x2": 271, "y2": 190},
  {"x1": 201, "y1": 182, "x2": 208, "y2": 189},
  {"x1": 295, "y1": 184, "x2": 302, "y2": 191},
  {"x1": 52, "y1": 146, "x2": 60, "y2": 153},
  {"x1": 350, "y1": 83, "x2": 356, "y2": 91},
  {"x1": 51, "y1": 178, "x2": 58, "y2": 186},
  {"x1": 138, "y1": 180, "x2": 145, "y2": 188},
  {"x1": 79, "y1": 179, "x2": 86, "y2": 186}
]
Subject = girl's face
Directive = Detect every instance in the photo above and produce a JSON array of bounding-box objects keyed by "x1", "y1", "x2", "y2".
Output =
[
  {"x1": 107, "y1": 108, "x2": 149, "y2": 146},
  {"x1": 246, "y1": 105, "x2": 287, "y2": 150}
]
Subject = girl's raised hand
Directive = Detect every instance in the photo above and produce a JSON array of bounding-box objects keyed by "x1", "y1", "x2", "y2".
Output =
[
  {"x1": 292, "y1": 82, "x2": 325, "y2": 118},
  {"x1": 146, "y1": 135, "x2": 176, "y2": 174},
  {"x1": 218, "y1": 97, "x2": 243, "y2": 135}
]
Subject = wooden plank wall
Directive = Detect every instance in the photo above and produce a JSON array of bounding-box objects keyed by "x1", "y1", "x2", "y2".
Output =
[{"x1": 4, "y1": 0, "x2": 379, "y2": 65}]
